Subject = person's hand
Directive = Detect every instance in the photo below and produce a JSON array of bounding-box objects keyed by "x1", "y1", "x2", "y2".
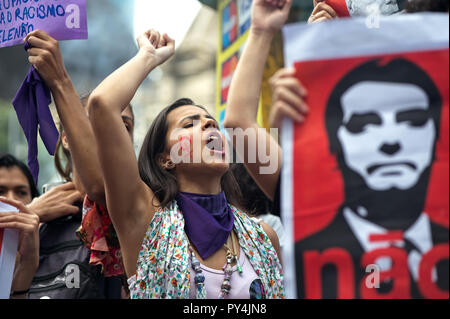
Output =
[
  {"x1": 308, "y1": 0, "x2": 338, "y2": 23},
  {"x1": 0, "y1": 197, "x2": 40, "y2": 298},
  {"x1": 0, "y1": 197, "x2": 40, "y2": 275},
  {"x1": 136, "y1": 29, "x2": 175, "y2": 67},
  {"x1": 269, "y1": 68, "x2": 309, "y2": 130},
  {"x1": 24, "y1": 30, "x2": 68, "y2": 90},
  {"x1": 27, "y1": 182, "x2": 82, "y2": 223},
  {"x1": 251, "y1": 0, "x2": 293, "y2": 35}
]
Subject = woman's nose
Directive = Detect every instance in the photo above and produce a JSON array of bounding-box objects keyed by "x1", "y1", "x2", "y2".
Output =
[{"x1": 202, "y1": 118, "x2": 217, "y2": 130}]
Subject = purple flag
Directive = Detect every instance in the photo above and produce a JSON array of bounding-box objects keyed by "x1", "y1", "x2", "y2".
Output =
[
  {"x1": 12, "y1": 42, "x2": 60, "y2": 184},
  {"x1": 0, "y1": 0, "x2": 87, "y2": 49}
]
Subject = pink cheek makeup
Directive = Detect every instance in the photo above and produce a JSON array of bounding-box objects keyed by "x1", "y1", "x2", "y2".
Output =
[{"x1": 179, "y1": 136, "x2": 194, "y2": 157}]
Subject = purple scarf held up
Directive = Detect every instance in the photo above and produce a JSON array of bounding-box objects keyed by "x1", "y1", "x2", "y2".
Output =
[
  {"x1": 176, "y1": 191, "x2": 235, "y2": 260},
  {"x1": 12, "y1": 42, "x2": 60, "y2": 185}
]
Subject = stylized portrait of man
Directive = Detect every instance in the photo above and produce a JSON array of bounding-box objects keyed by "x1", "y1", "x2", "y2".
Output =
[
  {"x1": 296, "y1": 58, "x2": 449, "y2": 299},
  {"x1": 345, "y1": 0, "x2": 405, "y2": 16}
]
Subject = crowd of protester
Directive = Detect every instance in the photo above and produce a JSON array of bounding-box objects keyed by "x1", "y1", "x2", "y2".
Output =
[{"x1": 0, "y1": 0, "x2": 448, "y2": 299}]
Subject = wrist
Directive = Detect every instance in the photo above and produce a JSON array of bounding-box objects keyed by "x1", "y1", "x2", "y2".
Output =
[
  {"x1": 11, "y1": 266, "x2": 36, "y2": 295},
  {"x1": 16, "y1": 254, "x2": 39, "y2": 275},
  {"x1": 27, "y1": 200, "x2": 44, "y2": 222},
  {"x1": 136, "y1": 49, "x2": 159, "y2": 72},
  {"x1": 50, "y1": 75, "x2": 74, "y2": 96},
  {"x1": 247, "y1": 28, "x2": 275, "y2": 53},
  {"x1": 249, "y1": 26, "x2": 277, "y2": 39}
]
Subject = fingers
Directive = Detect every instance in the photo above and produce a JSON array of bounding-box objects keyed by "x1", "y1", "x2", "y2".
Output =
[
  {"x1": 271, "y1": 67, "x2": 296, "y2": 80},
  {"x1": 281, "y1": 0, "x2": 293, "y2": 14},
  {"x1": 265, "y1": 0, "x2": 287, "y2": 9},
  {"x1": 24, "y1": 29, "x2": 53, "y2": 43},
  {"x1": 25, "y1": 30, "x2": 59, "y2": 53},
  {"x1": 149, "y1": 30, "x2": 161, "y2": 48},
  {"x1": 24, "y1": 32, "x2": 62, "y2": 76},
  {"x1": 51, "y1": 182, "x2": 77, "y2": 192},
  {"x1": 61, "y1": 204, "x2": 81, "y2": 215},
  {"x1": 312, "y1": 16, "x2": 332, "y2": 23},
  {"x1": 273, "y1": 84, "x2": 309, "y2": 114},
  {"x1": 49, "y1": 182, "x2": 76, "y2": 193},
  {"x1": 0, "y1": 198, "x2": 39, "y2": 233},
  {"x1": 26, "y1": 36, "x2": 50, "y2": 50},
  {"x1": 311, "y1": 1, "x2": 337, "y2": 17},
  {"x1": 265, "y1": 0, "x2": 292, "y2": 11},
  {"x1": 270, "y1": 100, "x2": 306, "y2": 129},
  {"x1": 309, "y1": 1, "x2": 338, "y2": 23},
  {"x1": 310, "y1": 10, "x2": 334, "y2": 23},
  {"x1": 162, "y1": 33, "x2": 175, "y2": 50},
  {"x1": 137, "y1": 29, "x2": 170, "y2": 52},
  {"x1": 45, "y1": 203, "x2": 79, "y2": 217},
  {"x1": 269, "y1": 68, "x2": 309, "y2": 128},
  {"x1": 270, "y1": 68, "x2": 308, "y2": 96},
  {"x1": 27, "y1": 47, "x2": 50, "y2": 67},
  {"x1": 0, "y1": 197, "x2": 29, "y2": 215},
  {"x1": 0, "y1": 213, "x2": 40, "y2": 233},
  {"x1": 66, "y1": 190, "x2": 83, "y2": 204}
]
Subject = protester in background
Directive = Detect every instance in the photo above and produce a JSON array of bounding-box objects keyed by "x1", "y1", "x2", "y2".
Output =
[
  {"x1": 227, "y1": 0, "x2": 449, "y2": 299},
  {"x1": 230, "y1": 163, "x2": 286, "y2": 249},
  {"x1": 224, "y1": 0, "x2": 294, "y2": 203},
  {"x1": 20, "y1": 30, "x2": 135, "y2": 298},
  {"x1": 0, "y1": 154, "x2": 40, "y2": 299},
  {"x1": 87, "y1": 22, "x2": 284, "y2": 298}
]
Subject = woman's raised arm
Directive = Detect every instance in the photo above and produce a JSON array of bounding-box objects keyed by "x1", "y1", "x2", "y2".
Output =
[
  {"x1": 224, "y1": 0, "x2": 292, "y2": 200},
  {"x1": 88, "y1": 30, "x2": 175, "y2": 276}
]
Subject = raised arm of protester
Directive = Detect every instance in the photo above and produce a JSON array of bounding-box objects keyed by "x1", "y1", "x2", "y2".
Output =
[
  {"x1": 224, "y1": 0, "x2": 292, "y2": 200},
  {"x1": 308, "y1": 0, "x2": 338, "y2": 24},
  {"x1": 24, "y1": 30, "x2": 108, "y2": 208},
  {"x1": 0, "y1": 197, "x2": 39, "y2": 299},
  {"x1": 88, "y1": 29, "x2": 175, "y2": 277}
]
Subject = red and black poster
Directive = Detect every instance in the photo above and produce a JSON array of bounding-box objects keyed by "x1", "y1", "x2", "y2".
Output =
[{"x1": 281, "y1": 13, "x2": 449, "y2": 299}]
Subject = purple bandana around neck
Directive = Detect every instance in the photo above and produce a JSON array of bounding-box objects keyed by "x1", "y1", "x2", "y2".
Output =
[
  {"x1": 176, "y1": 191, "x2": 234, "y2": 260},
  {"x1": 12, "y1": 42, "x2": 60, "y2": 184}
]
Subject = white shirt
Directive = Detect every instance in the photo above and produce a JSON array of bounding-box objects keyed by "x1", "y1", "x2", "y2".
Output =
[{"x1": 343, "y1": 207, "x2": 436, "y2": 281}]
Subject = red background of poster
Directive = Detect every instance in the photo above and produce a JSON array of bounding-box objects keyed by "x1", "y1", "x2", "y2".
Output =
[
  {"x1": 325, "y1": 0, "x2": 351, "y2": 17},
  {"x1": 292, "y1": 50, "x2": 449, "y2": 243}
]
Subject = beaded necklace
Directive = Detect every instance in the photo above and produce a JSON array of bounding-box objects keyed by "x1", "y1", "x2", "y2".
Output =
[{"x1": 189, "y1": 231, "x2": 243, "y2": 299}]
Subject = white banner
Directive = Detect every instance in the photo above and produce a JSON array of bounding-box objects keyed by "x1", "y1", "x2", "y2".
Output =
[{"x1": 0, "y1": 202, "x2": 19, "y2": 299}]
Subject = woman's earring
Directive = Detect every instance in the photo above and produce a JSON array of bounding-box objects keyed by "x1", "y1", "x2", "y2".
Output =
[{"x1": 165, "y1": 160, "x2": 175, "y2": 170}]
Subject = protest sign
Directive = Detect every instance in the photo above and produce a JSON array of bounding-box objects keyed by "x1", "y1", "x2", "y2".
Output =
[
  {"x1": 0, "y1": 0, "x2": 87, "y2": 48},
  {"x1": 282, "y1": 13, "x2": 449, "y2": 299},
  {"x1": 0, "y1": 202, "x2": 19, "y2": 299},
  {"x1": 324, "y1": 0, "x2": 405, "y2": 17},
  {"x1": 216, "y1": 0, "x2": 280, "y2": 131}
]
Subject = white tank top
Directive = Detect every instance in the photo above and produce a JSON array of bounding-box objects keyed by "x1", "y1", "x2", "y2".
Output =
[{"x1": 189, "y1": 247, "x2": 265, "y2": 299}]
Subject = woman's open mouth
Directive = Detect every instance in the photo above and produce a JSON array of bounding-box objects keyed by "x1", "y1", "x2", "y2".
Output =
[{"x1": 205, "y1": 130, "x2": 225, "y2": 155}]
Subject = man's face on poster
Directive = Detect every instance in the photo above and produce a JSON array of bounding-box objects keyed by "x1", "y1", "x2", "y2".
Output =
[
  {"x1": 345, "y1": 0, "x2": 401, "y2": 16},
  {"x1": 337, "y1": 81, "x2": 436, "y2": 191}
]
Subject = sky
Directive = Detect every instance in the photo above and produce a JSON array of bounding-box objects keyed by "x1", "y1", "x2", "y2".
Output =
[{"x1": 133, "y1": 0, "x2": 202, "y2": 49}]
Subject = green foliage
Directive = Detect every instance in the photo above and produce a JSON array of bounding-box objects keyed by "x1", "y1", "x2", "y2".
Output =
[
  {"x1": 0, "y1": 99, "x2": 60, "y2": 191},
  {"x1": 0, "y1": 100, "x2": 11, "y2": 154}
]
